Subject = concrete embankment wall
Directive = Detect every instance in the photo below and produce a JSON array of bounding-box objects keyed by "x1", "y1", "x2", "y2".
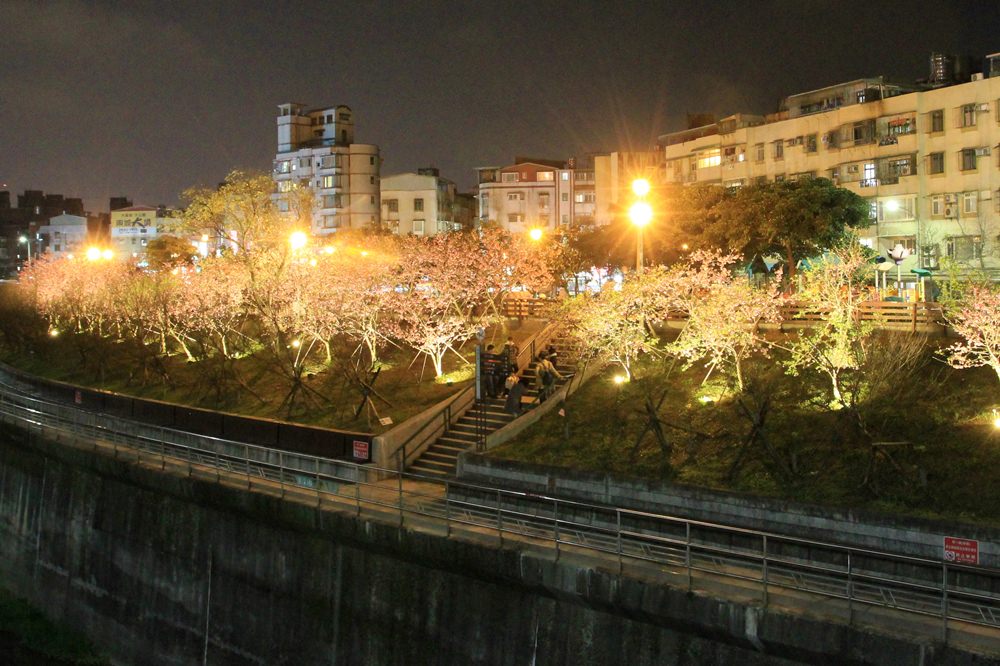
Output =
[
  {"x1": 458, "y1": 455, "x2": 1000, "y2": 567},
  {"x1": 0, "y1": 424, "x2": 982, "y2": 665}
]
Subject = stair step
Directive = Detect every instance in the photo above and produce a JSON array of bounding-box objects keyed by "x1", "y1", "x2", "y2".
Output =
[
  {"x1": 422, "y1": 450, "x2": 459, "y2": 464},
  {"x1": 412, "y1": 457, "x2": 454, "y2": 471},
  {"x1": 408, "y1": 465, "x2": 451, "y2": 478}
]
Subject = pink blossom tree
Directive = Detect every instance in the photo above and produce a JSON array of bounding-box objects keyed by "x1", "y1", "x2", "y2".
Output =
[{"x1": 942, "y1": 284, "x2": 1000, "y2": 384}]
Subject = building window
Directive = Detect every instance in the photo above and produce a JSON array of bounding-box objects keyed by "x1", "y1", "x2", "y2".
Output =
[
  {"x1": 323, "y1": 194, "x2": 341, "y2": 208},
  {"x1": 774, "y1": 174, "x2": 785, "y2": 182},
  {"x1": 878, "y1": 196, "x2": 916, "y2": 222},
  {"x1": 370, "y1": 195, "x2": 375, "y2": 205},
  {"x1": 696, "y1": 149, "x2": 721, "y2": 168},
  {"x1": 414, "y1": 198, "x2": 424, "y2": 212},
  {"x1": 804, "y1": 134, "x2": 818, "y2": 153},
  {"x1": 370, "y1": 156, "x2": 375, "y2": 165},
  {"x1": 754, "y1": 143, "x2": 764, "y2": 162},
  {"x1": 961, "y1": 104, "x2": 977, "y2": 128},
  {"x1": 561, "y1": 215, "x2": 569, "y2": 225},
  {"x1": 961, "y1": 148, "x2": 977, "y2": 171},
  {"x1": 412, "y1": 220, "x2": 425, "y2": 235},
  {"x1": 322, "y1": 175, "x2": 336, "y2": 188},
  {"x1": 861, "y1": 162, "x2": 877, "y2": 187},
  {"x1": 561, "y1": 193, "x2": 569, "y2": 202},
  {"x1": 537, "y1": 171, "x2": 554, "y2": 181},
  {"x1": 929, "y1": 152, "x2": 945, "y2": 174},
  {"x1": 931, "y1": 195, "x2": 943, "y2": 217},
  {"x1": 384, "y1": 199, "x2": 399, "y2": 213},
  {"x1": 885, "y1": 236, "x2": 917, "y2": 253},
  {"x1": 507, "y1": 192, "x2": 524, "y2": 201},
  {"x1": 772, "y1": 140, "x2": 784, "y2": 160},
  {"x1": 962, "y1": 192, "x2": 978, "y2": 215},
  {"x1": 502, "y1": 172, "x2": 518, "y2": 183},
  {"x1": 278, "y1": 199, "x2": 289, "y2": 212},
  {"x1": 947, "y1": 235, "x2": 983, "y2": 261},
  {"x1": 322, "y1": 215, "x2": 338, "y2": 228},
  {"x1": 370, "y1": 176, "x2": 376, "y2": 185},
  {"x1": 298, "y1": 158, "x2": 311, "y2": 168},
  {"x1": 507, "y1": 214, "x2": 523, "y2": 224},
  {"x1": 275, "y1": 160, "x2": 291, "y2": 174},
  {"x1": 277, "y1": 180, "x2": 294, "y2": 193},
  {"x1": 561, "y1": 172, "x2": 570, "y2": 181}
]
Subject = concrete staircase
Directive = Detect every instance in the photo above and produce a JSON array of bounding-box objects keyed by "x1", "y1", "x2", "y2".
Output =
[{"x1": 407, "y1": 332, "x2": 583, "y2": 480}]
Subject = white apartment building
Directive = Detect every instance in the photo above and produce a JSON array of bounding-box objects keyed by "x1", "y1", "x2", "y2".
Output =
[
  {"x1": 380, "y1": 169, "x2": 459, "y2": 236},
  {"x1": 662, "y1": 64, "x2": 1000, "y2": 277},
  {"x1": 38, "y1": 214, "x2": 88, "y2": 258},
  {"x1": 272, "y1": 103, "x2": 380, "y2": 235},
  {"x1": 476, "y1": 158, "x2": 596, "y2": 234}
]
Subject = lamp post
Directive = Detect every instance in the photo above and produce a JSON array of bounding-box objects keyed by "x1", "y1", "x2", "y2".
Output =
[
  {"x1": 888, "y1": 242, "x2": 911, "y2": 298},
  {"x1": 18, "y1": 235, "x2": 31, "y2": 265},
  {"x1": 629, "y1": 179, "x2": 652, "y2": 275}
]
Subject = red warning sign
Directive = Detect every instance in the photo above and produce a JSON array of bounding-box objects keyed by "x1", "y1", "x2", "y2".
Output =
[{"x1": 943, "y1": 537, "x2": 979, "y2": 565}]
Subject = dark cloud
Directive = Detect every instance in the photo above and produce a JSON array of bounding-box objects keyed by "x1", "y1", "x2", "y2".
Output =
[{"x1": 1, "y1": 0, "x2": 998, "y2": 211}]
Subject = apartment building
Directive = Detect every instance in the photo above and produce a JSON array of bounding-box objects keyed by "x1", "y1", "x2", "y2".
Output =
[
  {"x1": 110, "y1": 206, "x2": 176, "y2": 259},
  {"x1": 476, "y1": 157, "x2": 596, "y2": 233},
  {"x1": 272, "y1": 103, "x2": 380, "y2": 235},
  {"x1": 37, "y1": 214, "x2": 89, "y2": 258},
  {"x1": 380, "y1": 168, "x2": 460, "y2": 236},
  {"x1": 662, "y1": 55, "x2": 1000, "y2": 277}
]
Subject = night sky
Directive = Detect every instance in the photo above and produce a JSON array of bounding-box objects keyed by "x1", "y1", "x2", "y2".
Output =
[{"x1": 3, "y1": 0, "x2": 999, "y2": 212}]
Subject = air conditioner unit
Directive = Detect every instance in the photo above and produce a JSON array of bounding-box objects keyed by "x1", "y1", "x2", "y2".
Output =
[
  {"x1": 972, "y1": 73, "x2": 985, "y2": 82},
  {"x1": 847, "y1": 165, "x2": 859, "y2": 174},
  {"x1": 898, "y1": 165, "x2": 912, "y2": 176},
  {"x1": 944, "y1": 205, "x2": 955, "y2": 217},
  {"x1": 981, "y1": 189, "x2": 993, "y2": 200},
  {"x1": 978, "y1": 103, "x2": 990, "y2": 112},
  {"x1": 944, "y1": 193, "x2": 958, "y2": 204},
  {"x1": 975, "y1": 147, "x2": 991, "y2": 157}
]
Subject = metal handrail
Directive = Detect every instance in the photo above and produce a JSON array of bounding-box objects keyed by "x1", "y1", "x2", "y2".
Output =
[
  {"x1": 1, "y1": 383, "x2": 999, "y2": 644},
  {"x1": 394, "y1": 384, "x2": 473, "y2": 471}
]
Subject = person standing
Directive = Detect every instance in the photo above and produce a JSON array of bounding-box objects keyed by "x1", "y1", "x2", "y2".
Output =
[
  {"x1": 502, "y1": 336, "x2": 519, "y2": 374},
  {"x1": 540, "y1": 353, "x2": 562, "y2": 401},
  {"x1": 504, "y1": 374, "x2": 525, "y2": 416},
  {"x1": 482, "y1": 344, "x2": 502, "y2": 398}
]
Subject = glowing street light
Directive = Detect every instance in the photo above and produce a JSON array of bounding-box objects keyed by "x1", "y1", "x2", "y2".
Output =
[
  {"x1": 631, "y1": 178, "x2": 651, "y2": 197},
  {"x1": 629, "y1": 201, "x2": 652, "y2": 275},
  {"x1": 85, "y1": 247, "x2": 102, "y2": 261},
  {"x1": 529, "y1": 227, "x2": 543, "y2": 242},
  {"x1": 101, "y1": 249, "x2": 114, "y2": 260},
  {"x1": 18, "y1": 235, "x2": 31, "y2": 264},
  {"x1": 289, "y1": 231, "x2": 308, "y2": 252}
]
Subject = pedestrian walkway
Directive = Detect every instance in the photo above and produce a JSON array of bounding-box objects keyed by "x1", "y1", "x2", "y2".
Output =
[{"x1": 407, "y1": 328, "x2": 583, "y2": 479}]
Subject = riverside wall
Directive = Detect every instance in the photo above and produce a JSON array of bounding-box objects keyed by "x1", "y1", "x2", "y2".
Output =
[{"x1": 0, "y1": 423, "x2": 988, "y2": 665}]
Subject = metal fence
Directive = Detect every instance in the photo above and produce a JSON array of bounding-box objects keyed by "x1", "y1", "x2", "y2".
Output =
[{"x1": 2, "y1": 384, "x2": 999, "y2": 646}]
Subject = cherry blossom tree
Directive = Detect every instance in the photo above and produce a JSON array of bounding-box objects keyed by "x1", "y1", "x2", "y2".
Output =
[
  {"x1": 666, "y1": 251, "x2": 784, "y2": 391},
  {"x1": 783, "y1": 239, "x2": 875, "y2": 407},
  {"x1": 942, "y1": 284, "x2": 1000, "y2": 384}
]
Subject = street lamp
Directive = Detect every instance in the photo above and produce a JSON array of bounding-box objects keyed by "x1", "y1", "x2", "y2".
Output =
[
  {"x1": 629, "y1": 179, "x2": 652, "y2": 275},
  {"x1": 888, "y1": 242, "x2": 911, "y2": 298},
  {"x1": 529, "y1": 227, "x2": 543, "y2": 242},
  {"x1": 18, "y1": 235, "x2": 31, "y2": 265},
  {"x1": 289, "y1": 231, "x2": 308, "y2": 252}
]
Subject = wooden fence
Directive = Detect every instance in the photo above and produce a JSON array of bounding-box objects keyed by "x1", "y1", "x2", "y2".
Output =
[{"x1": 502, "y1": 296, "x2": 947, "y2": 334}]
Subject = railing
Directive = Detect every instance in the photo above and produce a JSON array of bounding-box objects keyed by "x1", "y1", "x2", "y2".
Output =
[
  {"x1": 661, "y1": 300, "x2": 945, "y2": 334},
  {"x1": 2, "y1": 383, "x2": 999, "y2": 645},
  {"x1": 393, "y1": 385, "x2": 474, "y2": 472},
  {"x1": 501, "y1": 296, "x2": 557, "y2": 320}
]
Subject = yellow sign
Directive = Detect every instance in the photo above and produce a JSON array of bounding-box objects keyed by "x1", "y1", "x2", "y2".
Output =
[{"x1": 111, "y1": 209, "x2": 157, "y2": 236}]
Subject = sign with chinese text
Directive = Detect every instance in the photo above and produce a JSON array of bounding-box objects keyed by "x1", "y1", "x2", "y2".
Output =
[
  {"x1": 943, "y1": 537, "x2": 979, "y2": 565},
  {"x1": 352, "y1": 440, "x2": 370, "y2": 461}
]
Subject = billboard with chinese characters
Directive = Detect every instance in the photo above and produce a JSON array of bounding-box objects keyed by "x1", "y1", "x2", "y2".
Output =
[{"x1": 110, "y1": 208, "x2": 158, "y2": 237}]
